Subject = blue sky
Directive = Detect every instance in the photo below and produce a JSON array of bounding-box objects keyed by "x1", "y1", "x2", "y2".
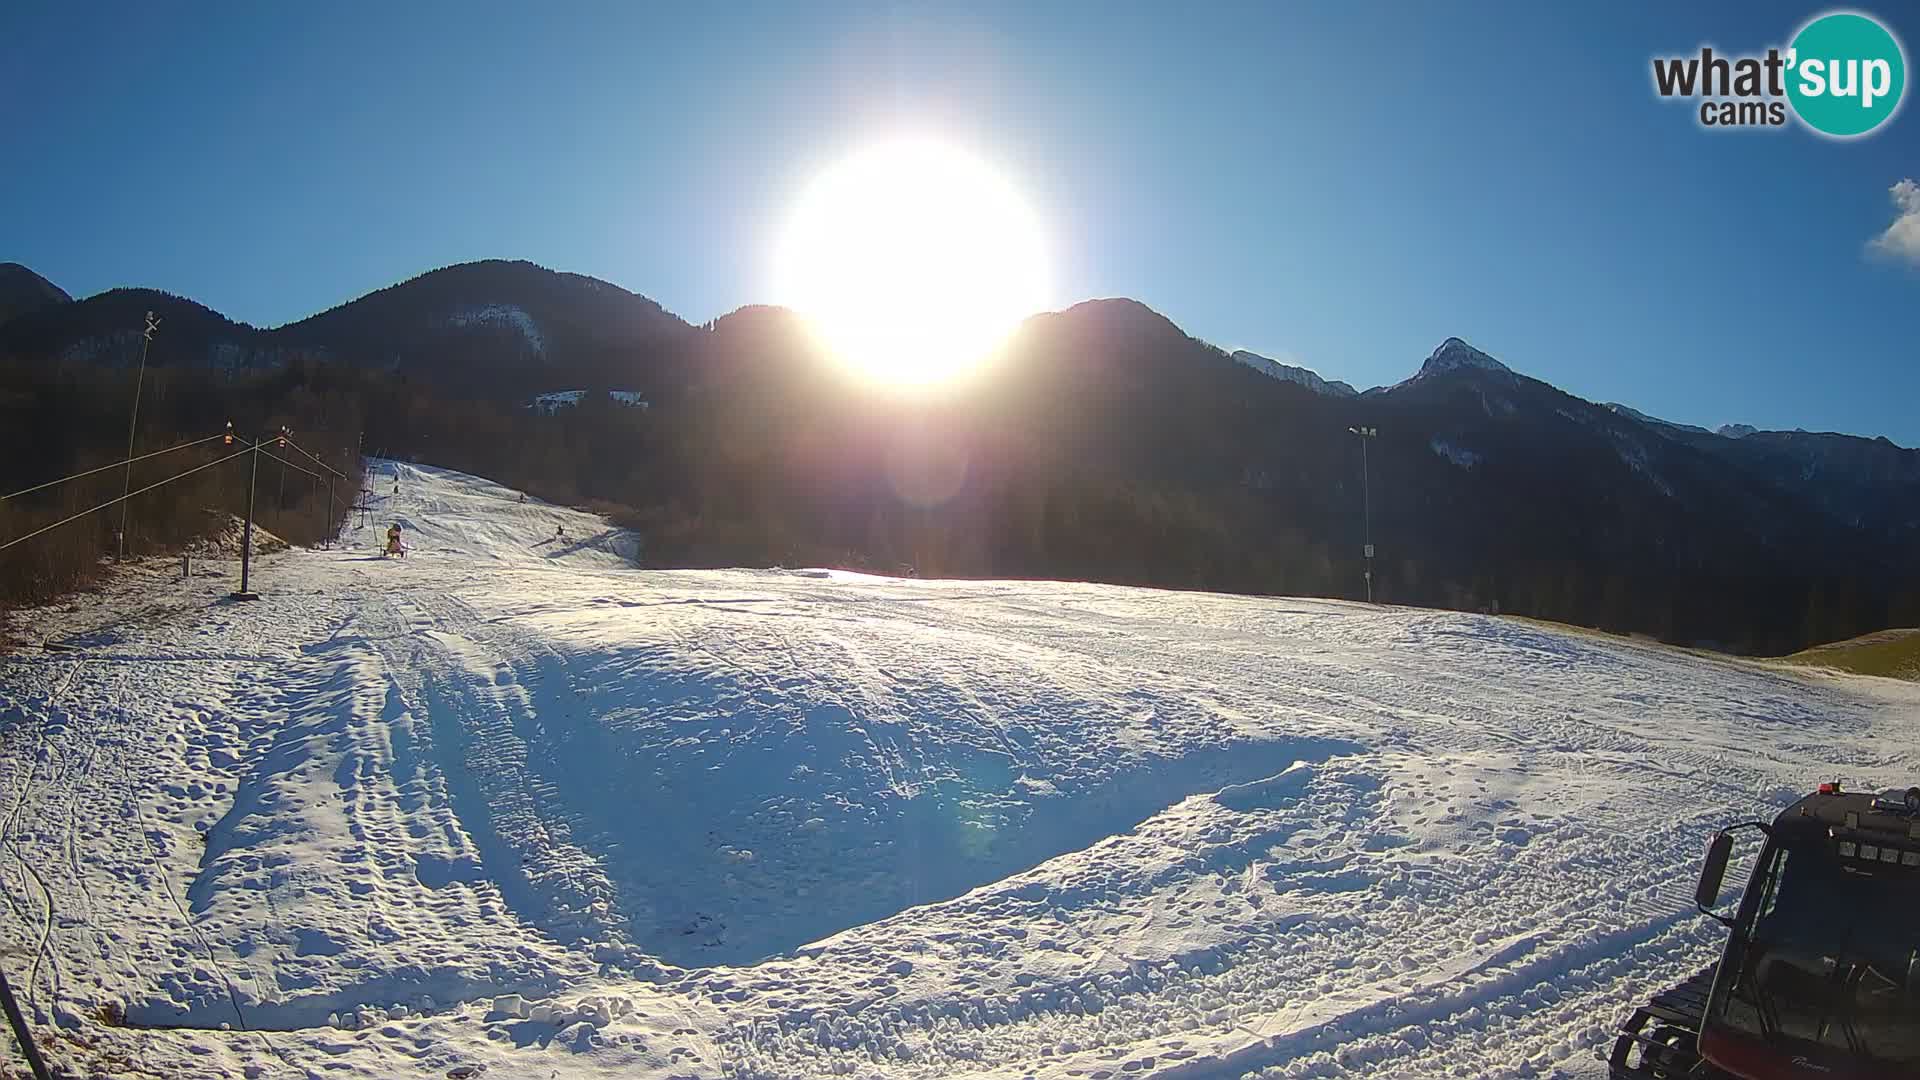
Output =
[{"x1": 3, "y1": 2, "x2": 1916, "y2": 442}]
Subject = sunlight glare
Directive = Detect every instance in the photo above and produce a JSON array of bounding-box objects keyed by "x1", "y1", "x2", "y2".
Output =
[{"x1": 773, "y1": 138, "x2": 1049, "y2": 385}]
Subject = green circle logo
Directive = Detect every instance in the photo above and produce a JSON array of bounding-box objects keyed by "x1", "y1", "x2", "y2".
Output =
[{"x1": 1787, "y1": 11, "x2": 1907, "y2": 137}]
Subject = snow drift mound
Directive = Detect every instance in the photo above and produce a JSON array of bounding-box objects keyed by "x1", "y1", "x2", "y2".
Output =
[
  {"x1": 355, "y1": 579, "x2": 1366, "y2": 966},
  {"x1": 188, "y1": 572, "x2": 1369, "y2": 986}
]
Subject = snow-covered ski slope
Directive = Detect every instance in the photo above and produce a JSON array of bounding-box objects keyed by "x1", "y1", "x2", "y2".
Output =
[{"x1": 0, "y1": 460, "x2": 1913, "y2": 1080}]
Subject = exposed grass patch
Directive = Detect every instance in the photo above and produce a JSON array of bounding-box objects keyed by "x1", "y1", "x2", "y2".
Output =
[{"x1": 1782, "y1": 628, "x2": 1920, "y2": 681}]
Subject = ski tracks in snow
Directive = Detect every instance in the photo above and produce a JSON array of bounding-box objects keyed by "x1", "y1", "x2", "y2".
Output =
[{"x1": 0, "y1": 460, "x2": 1913, "y2": 1080}]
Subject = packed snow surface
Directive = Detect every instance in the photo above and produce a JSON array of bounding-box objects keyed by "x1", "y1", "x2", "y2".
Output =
[{"x1": 0, "y1": 461, "x2": 1913, "y2": 1079}]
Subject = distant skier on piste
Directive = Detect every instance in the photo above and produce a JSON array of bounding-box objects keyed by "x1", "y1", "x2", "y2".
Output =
[{"x1": 385, "y1": 523, "x2": 408, "y2": 558}]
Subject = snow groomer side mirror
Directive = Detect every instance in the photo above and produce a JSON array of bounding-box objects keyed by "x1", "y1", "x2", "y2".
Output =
[{"x1": 1696, "y1": 831, "x2": 1733, "y2": 915}]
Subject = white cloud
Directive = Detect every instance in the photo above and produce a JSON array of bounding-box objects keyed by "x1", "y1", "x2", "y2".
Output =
[{"x1": 1869, "y1": 178, "x2": 1920, "y2": 265}]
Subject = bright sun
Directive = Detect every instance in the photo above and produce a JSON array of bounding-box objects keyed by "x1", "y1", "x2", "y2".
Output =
[{"x1": 773, "y1": 138, "x2": 1050, "y2": 385}]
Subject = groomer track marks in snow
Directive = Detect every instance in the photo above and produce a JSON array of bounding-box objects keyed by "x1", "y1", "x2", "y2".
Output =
[{"x1": 0, "y1": 458, "x2": 1912, "y2": 1079}]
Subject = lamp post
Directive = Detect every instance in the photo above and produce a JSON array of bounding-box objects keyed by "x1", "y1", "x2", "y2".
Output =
[{"x1": 1347, "y1": 426, "x2": 1378, "y2": 603}]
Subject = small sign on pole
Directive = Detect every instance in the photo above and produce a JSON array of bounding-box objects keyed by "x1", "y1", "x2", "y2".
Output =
[{"x1": 1363, "y1": 543, "x2": 1374, "y2": 559}]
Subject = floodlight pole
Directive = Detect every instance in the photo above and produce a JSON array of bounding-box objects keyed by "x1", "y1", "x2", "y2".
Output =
[
  {"x1": 234, "y1": 436, "x2": 261, "y2": 600},
  {"x1": 1348, "y1": 425, "x2": 1378, "y2": 603},
  {"x1": 117, "y1": 311, "x2": 159, "y2": 560}
]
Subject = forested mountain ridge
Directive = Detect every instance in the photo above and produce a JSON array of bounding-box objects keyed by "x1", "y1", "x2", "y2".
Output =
[
  {"x1": 0, "y1": 262, "x2": 72, "y2": 326},
  {"x1": 2, "y1": 260, "x2": 1913, "y2": 654},
  {"x1": 0, "y1": 260, "x2": 696, "y2": 395}
]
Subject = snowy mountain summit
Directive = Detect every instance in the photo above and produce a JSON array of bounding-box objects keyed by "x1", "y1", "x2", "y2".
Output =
[{"x1": 1419, "y1": 336, "x2": 1513, "y2": 378}]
